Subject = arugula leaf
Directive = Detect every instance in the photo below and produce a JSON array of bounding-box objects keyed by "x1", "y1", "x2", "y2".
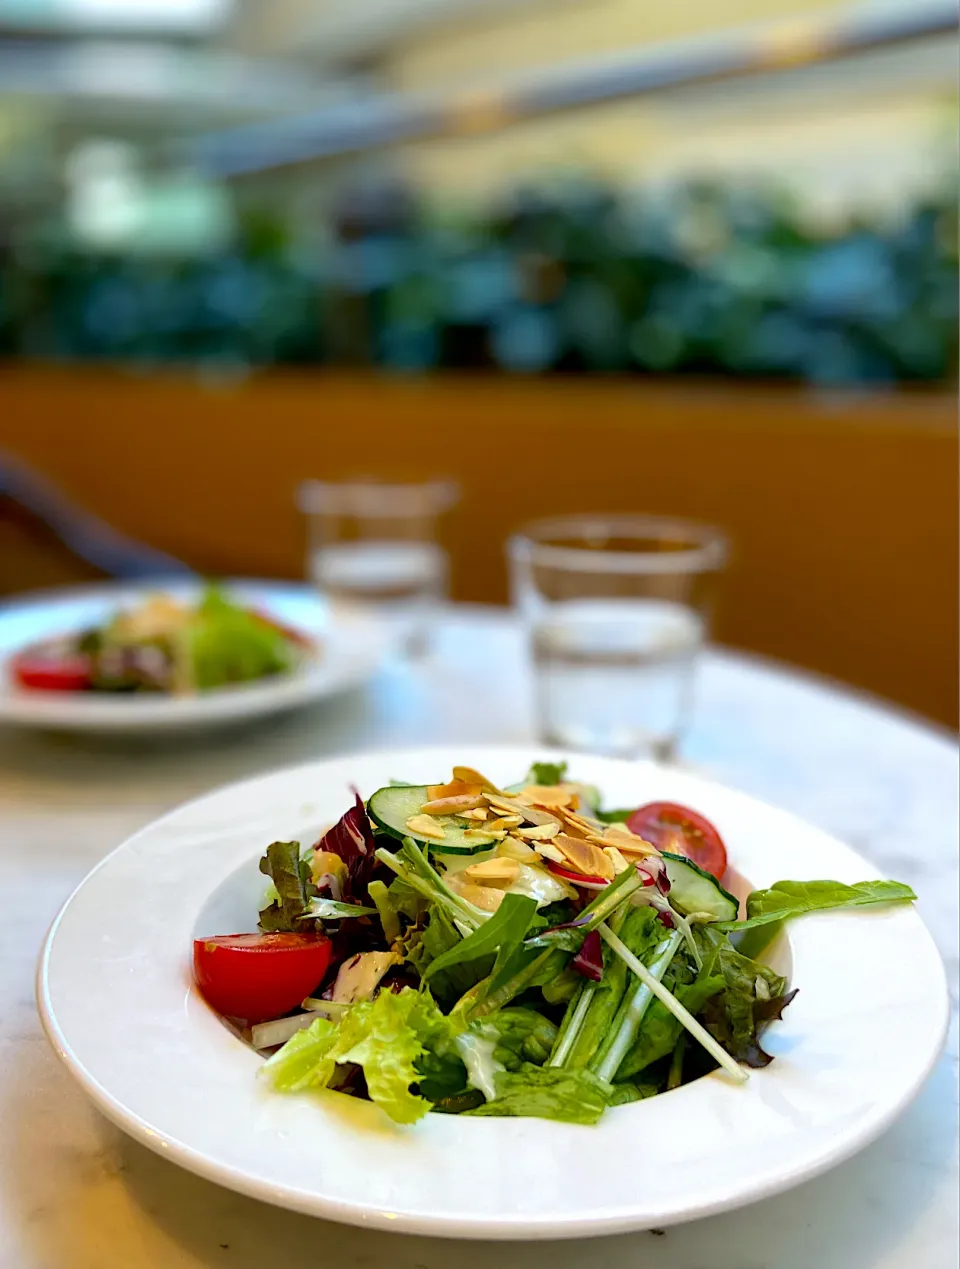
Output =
[
  {"x1": 467, "y1": 1064, "x2": 610, "y2": 1124},
  {"x1": 258, "y1": 841, "x2": 312, "y2": 931},
  {"x1": 423, "y1": 893, "x2": 538, "y2": 985},
  {"x1": 720, "y1": 879, "x2": 916, "y2": 935},
  {"x1": 527, "y1": 761, "x2": 568, "y2": 786},
  {"x1": 409, "y1": 907, "x2": 490, "y2": 1001}
]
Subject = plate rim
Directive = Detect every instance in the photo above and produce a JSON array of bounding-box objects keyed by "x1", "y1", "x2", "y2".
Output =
[{"x1": 36, "y1": 744, "x2": 951, "y2": 1240}]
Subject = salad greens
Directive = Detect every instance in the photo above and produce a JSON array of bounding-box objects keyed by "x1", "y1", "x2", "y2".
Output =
[
  {"x1": 199, "y1": 763, "x2": 917, "y2": 1126},
  {"x1": 18, "y1": 582, "x2": 311, "y2": 696}
]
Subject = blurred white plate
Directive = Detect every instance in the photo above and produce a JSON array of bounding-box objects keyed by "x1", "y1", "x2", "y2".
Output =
[
  {"x1": 36, "y1": 746, "x2": 949, "y2": 1239},
  {"x1": 0, "y1": 580, "x2": 387, "y2": 733}
]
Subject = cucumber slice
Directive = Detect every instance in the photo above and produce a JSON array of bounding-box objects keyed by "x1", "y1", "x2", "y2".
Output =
[
  {"x1": 662, "y1": 852, "x2": 739, "y2": 922},
  {"x1": 367, "y1": 784, "x2": 497, "y2": 855}
]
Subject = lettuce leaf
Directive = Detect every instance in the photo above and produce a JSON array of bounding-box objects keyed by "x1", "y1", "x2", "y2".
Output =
[
  {"x1": 261, "y1": 987, "x2": 458, "y2": 1124},
  {"x1": 258, "y1": 840, "x2": 312, "y2": 931},
  {"x1": 467, "y1": 1064, "x2": 610, "y2": 1124},
  {"x1": 527, "y1": 761, "x2": 568, "y2": 786},
  {"x1": 186, "y1": 586, "x2": 295, "y2": 689},
  {"x1": 720, "y1": 879, "x2": 916, "y2": 935}
]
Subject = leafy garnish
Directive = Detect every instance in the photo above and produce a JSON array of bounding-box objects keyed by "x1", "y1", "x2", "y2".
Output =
[
  {"x1": 467, "y1": 1064, "x2": 610, "y2": 1124},
  {"x1": 424, "y1": 894, "x2": 538, "y2": 986},
  {"x1": 258, "y1": 841, "x2": 312, "y2": 931},
  {"x1": 262, "y1": 987, "x2": 457, "y2": 1124},
  {"x1": 595, "y1": 808, "x2": 634, "y2": 824},
  {"x1": 527, "y1": 761, "x2": 568, "y2": 787},
  {"x1": 719, "y1": 879, "x2": 916, "y2": 936}
]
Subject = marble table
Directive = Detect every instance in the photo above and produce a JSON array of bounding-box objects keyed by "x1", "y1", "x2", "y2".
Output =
[{"x1": 0, "y1": 606, "x2": 956, "y2": 1269}]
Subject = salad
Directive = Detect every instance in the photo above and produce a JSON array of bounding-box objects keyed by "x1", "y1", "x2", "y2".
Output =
[
  {"x1": 192, "y1": 762, "x2": 915, "y2": 1126},
  {"x1": 10, "y1": 585, "x2": 313, "y2": 695}
]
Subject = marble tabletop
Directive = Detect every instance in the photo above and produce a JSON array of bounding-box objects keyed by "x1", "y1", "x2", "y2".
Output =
[{"x1": 0, "y1": 606, "x2": 956, "y2": 1269}]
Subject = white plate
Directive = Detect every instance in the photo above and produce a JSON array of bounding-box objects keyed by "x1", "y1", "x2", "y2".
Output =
[
  {"x1": 0, "y1": 580, "x2": 387, "y2": 733},
  {"x1": 37, "y1": 746, "x2": 949, "y2": 1240}
]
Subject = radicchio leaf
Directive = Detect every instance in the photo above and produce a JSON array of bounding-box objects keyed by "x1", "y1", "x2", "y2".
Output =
[
  {"x1": 314, "y1": 791, "x2": 377, "y2": 899},
  {"x1": 571, "y1": 929, "x2": 603, "y2": 981}
]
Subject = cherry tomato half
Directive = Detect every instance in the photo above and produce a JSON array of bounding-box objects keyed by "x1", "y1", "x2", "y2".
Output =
[
  {"x1": 11, "y1": 650, "x2": 91, "y2": 692},
  {"x1": 626, "y1": 801, "x2": 728, "y2": 881},
  {"x1": 193, "y1": 932, "x2": 332, "y2": 1024}
]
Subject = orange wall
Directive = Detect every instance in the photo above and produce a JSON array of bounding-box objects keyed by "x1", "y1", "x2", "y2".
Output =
[{"x1": 2, "y1": 365, "x2": 956, "y2": 725}]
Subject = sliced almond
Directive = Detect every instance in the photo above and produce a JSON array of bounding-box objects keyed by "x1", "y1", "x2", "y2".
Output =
[
  {"x1": 463, "y1": 857, "x2": 520, "y2": 887},
  {"x1": 486, "y1": 794, "x2": 561, "y2": 827},
  {"x1": 556, "y1": 807, "x2": 603, "y2": 839},
  {"x1": 554, "y1": 834, "x2": 616, "y2": 880},
  {"x1": 516, "y1": 822, "x2": 561, "y2": 841},
  {"x1": 464, "y1": 827, "x2": 504, "y2": 842},
  {"x1": 405, "y1": 814, "x2": 448, "y2": 841},
  {"x1": 498, "y1": 836, "x2": 538, "y2": 863},
  {"x1": 604, "y1": 845, "x2": 632, "y2": 874},
  {"x1": 601, "y1": 824, "x2": 659, "y2": 857},
  {"x1": 426, "y1": 780, "x2": 483, "y2": 802},
  {"x1": 534, "y1": 842, "x2": 565, "y2": 865},
  {"x1": 448, "y1": 878, "x2": 505, "y2": 912},
  {"x1": 420, "y1": 794, "x2": 485, "y2": 815},
  {"x1": 517, "y1": 785, "x2": 577, "y2": 809},
  {"x1": 460, "y1": 807, "x2": 489, "y2": 821},
  {"x1": 452, "y1": 766, "x2": 503, "y2": 795}
]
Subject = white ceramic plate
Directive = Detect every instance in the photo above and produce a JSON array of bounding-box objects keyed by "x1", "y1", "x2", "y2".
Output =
[
  {"x1": 0, "y1": 580, "x2": 387, "y2": 733},
  {"x1": 37, "y1": 746, "x2": 949, "y2": 1239}
]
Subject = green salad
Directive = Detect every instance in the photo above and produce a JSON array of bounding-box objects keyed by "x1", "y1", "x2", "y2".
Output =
[{"x1": 191, "y1": 762, "x2": 915, "y2": 1126}]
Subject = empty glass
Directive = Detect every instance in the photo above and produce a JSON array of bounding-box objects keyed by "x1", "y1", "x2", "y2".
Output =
[
  {"x1": 508, "y1": 515, "x2": 727, "y2": 760},
  {"x1": 298, "y1": 479, "x2": 458, "y2": 654}
]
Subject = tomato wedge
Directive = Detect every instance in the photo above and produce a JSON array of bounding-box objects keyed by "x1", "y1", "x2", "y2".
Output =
[
  {"x1": 193, "y1": 932, "x2": 332, "y2": 1024},
  {"x1": 11, "y1": 649, "x2": 91, "y2": 692},
  {"x1": 626, "y1": 801, "x2": 728, "y2": 880}
]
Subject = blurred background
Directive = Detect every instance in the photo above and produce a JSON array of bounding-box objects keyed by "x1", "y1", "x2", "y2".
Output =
[{"x1": 0, "y1": 0, "x2": 957, "y2": 725}]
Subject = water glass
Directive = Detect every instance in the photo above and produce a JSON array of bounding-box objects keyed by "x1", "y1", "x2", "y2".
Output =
[
  {"x1": 298, "y1": 479, "x2": 458, "y2": 654},
  {"x1": 508, "y1": 515, "x2": 727, "y2": 760}
]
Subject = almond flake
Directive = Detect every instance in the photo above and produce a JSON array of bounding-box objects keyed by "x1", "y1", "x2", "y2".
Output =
[
  {"x1": 601, "y1": 824, "x2": 659, "y2": 857},
  {"x1": 420, "y1": 794, "x2": 485, "y2": 815},
  {"x1": 460, "y1": 807, "x2": 489, "y2": 821},
  {"x1": 517, "y1": 785, "x2": 576, "y2": 809},
  {"x1": 405, "y1": 814, "x2": 448, "y2": 841},
  {"x1": 516, "y1": 822, "x2": 561, "y2": 841},
  {"x1": 534, "y1": 842, "x2": 565, "y2": 865},
  {"x1": 452, "y1": 766, "x2": 503, "y2": 795},
  {"x1": 603, "y1": 845, "x2": 632, "y2": 874},
  {"x1": 486, "y1": 795, "x2": 561, "y2": 827},
  {"x1": 427, "y1": 780, "x2": 483, "y2": 802},
  {"x1": 498, "y1": 837, "x2": 538, "y2": 862},
  {"x1": 464, "y1": 827, "x2": 503, "y2": 842},
  {"x1": 464, "y1": 857, "x2": 520, "y2": 887},
  {"x1": 554, "y1": 835, "x2": 616, "y2": 880}
]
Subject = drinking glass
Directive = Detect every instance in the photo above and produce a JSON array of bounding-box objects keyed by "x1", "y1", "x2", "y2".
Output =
[
  {"x1": 508, "y1": 515, "x2": 727, "y2": 760},
  {"x1": 298, "y1": 478, "x2": 458, "y2": 654}
]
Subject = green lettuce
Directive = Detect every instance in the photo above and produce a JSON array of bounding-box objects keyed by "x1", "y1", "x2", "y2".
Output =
[
  {"x1": 467, "y1": 1064, "x2": 610, "y2": 1124},
  {"x1": 423, "y1": 894, "x2": 537, "y2": 986},
  {"x1": 186, "y1": 585, "x2": 295, "y2": 689},
  {"x1": 258, "y1": 841, "x2": 311, "y2": 931},
  {"x1": 261, "y1": 987, "x2": 458, "y2": 1125}
]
